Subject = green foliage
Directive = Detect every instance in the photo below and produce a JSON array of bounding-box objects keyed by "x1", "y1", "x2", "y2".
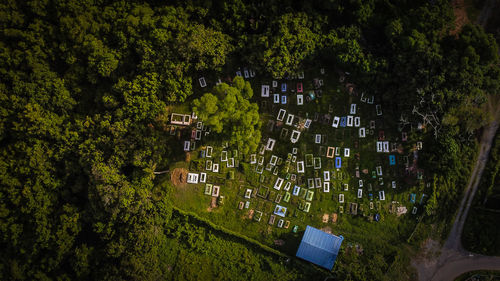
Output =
[
  {"x1": 0, "y1": 0, "x2": 499, "y2": 280},
  {"x1": 193, "y1": 77, "x2": 261, "y2": 155},
  {"x1": 256, "y1": 13, "x2": 321, "y2": 78}
]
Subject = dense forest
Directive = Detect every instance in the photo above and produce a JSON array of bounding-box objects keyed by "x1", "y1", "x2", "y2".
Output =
[{"x1": 0, "y1": 0, "x2": 498, "y2": 280}]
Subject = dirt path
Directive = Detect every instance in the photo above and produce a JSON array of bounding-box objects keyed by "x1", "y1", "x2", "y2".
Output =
[{"x1": 413, "y1": 111, "x2": 499, "y2": 280}]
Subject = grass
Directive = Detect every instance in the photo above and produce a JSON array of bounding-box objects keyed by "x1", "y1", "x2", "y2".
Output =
[{"x1": 162, "y1": 66, "x2": 428, "y2": 278}]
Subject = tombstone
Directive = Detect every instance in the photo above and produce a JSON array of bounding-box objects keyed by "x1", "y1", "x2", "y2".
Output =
[
  {"x1": 266, "y1": 138, "x2": 276, "y2": 151},
  {"x1": 324, "y1": 171, "x2": 330, "y2": 181},
  {"x1": 379, "y1": 190, "x2": 385, "y2": 200},
  {"x1": 277, "y1": 109, "x2": 286, "y2": 121},
  {"x1": 344, "y1": 148, "x2": 350, "y2": 157},
  {"x1": 340, "y1": 117, "x2": 347, "y2": 127},
  {"x1": 236, "y1": 70, "x2": 242, "y2": 77},
  {"x1": 359, "y1": 127, "x2": 366, "y2": 138},
  {"x1": 350, "y1": 104, "x2": 357, "y2": 114},
  {"x1": 383, "y1": 141, "x2": 389, "y2": 152},
  {"x1": 323, "y1": 182, "x2": 330, "y2": 192},
  {"x1": 273, "y1": 177, "x2": 284, "y2": 190},
  {"x1": 327, "y1": 147, "x2": 335, "y2": 158},
  {"x1": 297, "y1": 161, "x2": 305, "y2": 173},
  {"x1": 376, "y1": 104, "x2": 383, "y2": 116},
  {"x1": 290, "y1": 130, "x2": 301, "y2": 143},
  {"x1": 280, "y1": 128, "x2": 289, "y2": 140},
  {"x1": 199, "y1": 77, "x2": 207, "y2": 87},
  {"x1": 315, "y1": 178, "x2": 322, "y2": 188},
  {"x1": 297, "y1": 94, "x2": 304, "y2": 105},
  {"x1": 332, "y1": 116, "x2": 340, "y2": 128},
  {"x1": 286, "y1": 114, "x2": 294, "y2": 126},
  {"x1": 273, "y1": 94, "x2": 280, "y2": 103},
  {"x1": 315, "y1": 134, "x2": 321, "y2": 144},
  {"x1": 261, "y1": 85, "x2": 270, "y2": 97},
  {"x1": 250, "y1": 154, "x2": 257, "y2": 164},
  {"x1": 347, "y1": 116, "x2": 353, "y2": 127},
  {"x1": 304, "y1": 119, "x2": 312, "y2": 129},
  {"x1": 243, "y1": 69, "x2": 249, "y2": 78},
  {"x1": 354, "y1": 117, "x2": 360, "y2": 127},
  {"x1": 272, "y1": 80, "x2": 278, "y2": 88},
  {"x1": 281, "y1": 95, "x2": 287, "y2": 104},
  {"x1": 307, "y1": 178, "x2": 314, "y2": 189},
  {"x1": 212, "y1": 185, "x2": 220, "y2": 197}
]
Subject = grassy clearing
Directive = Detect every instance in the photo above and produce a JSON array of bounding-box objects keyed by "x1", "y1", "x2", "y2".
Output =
[{"x1": 163, "y1": 67, "x2": 428, "y2": 277}]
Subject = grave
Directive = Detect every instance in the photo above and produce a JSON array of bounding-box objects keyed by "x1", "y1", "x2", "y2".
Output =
[{"x1": 261, "y1": 85, "x2": 270, "y2": 97}]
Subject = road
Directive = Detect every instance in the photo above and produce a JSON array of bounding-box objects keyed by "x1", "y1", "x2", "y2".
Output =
[
  {"x1": 414, "y1": 120, "x2": 500, "y2": 281},
  {"x1": 413, "y1": 5, "x2": 500, "y2": 280}
]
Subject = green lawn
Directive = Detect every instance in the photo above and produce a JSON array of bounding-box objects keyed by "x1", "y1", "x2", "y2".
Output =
[{"x1": 163, "y1": 67, "x2": 426, "y2": 278}]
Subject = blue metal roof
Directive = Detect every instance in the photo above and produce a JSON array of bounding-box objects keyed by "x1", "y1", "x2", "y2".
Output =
[{"x1": 296, "y1": 226, "x2": 344, "y2": 270}]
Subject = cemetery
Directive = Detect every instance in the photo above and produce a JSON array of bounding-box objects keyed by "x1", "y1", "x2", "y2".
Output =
[{"x1": 167, "y1": 67, "x2": 429, "y2": 257}]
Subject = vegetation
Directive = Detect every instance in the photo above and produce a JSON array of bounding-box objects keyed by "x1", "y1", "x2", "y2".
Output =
[
  {"x1": 193, "y1": 77, "x2": 261, "y2": 155},
  {"x1": 0, "y1": 0, "x2": 498, "y2": 280},
  {"x1": 462, "y1": 132, "x2": 500, "y2": 255}
]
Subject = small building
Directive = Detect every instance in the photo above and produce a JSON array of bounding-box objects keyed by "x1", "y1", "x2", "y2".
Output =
[
  {"x1": 296, "y1": 226, "x2": 344, "y2": 270},
  {"x1": 171, "y1": 113, "x2": 191, "y2": 126}
]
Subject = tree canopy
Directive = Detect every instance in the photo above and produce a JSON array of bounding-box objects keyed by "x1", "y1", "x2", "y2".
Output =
[
  {"x1": 0, "y1": 0, "x2": 499, "y2": 280},
  {"x1": 192, "y1": 76, "x2": 261, "y2": 155}
]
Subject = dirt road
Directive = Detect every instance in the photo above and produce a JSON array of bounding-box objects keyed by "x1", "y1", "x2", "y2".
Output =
[{"x1": 414, "y1": 120, "x2": 500, "y2": 281}]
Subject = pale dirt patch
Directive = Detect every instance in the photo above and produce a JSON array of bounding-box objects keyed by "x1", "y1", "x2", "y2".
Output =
[
  {"x1": 321, "y1": 226, "x2": 332, "y2": 234},
  {"x1": 451, "y1": 0, "x2": 470, "y2": 35},
  {"x1": 322, "y1": 213, "x2": 329, "y2": 223},
  {"x1": 170, "y1": 168, "x2": 188, "y2": 188},
  {"x1": 207, "y1": 197, "x2": 217, "y2": 212}
]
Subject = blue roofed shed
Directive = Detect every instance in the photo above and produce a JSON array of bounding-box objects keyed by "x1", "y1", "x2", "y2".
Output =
[{"x1": 296, "y1": 226, "x2": 344, "y2": 270}]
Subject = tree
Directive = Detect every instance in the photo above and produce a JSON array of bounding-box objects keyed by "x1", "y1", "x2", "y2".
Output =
[{"x1": 192, "y1": 77, "x2": 261, "y2": 155}]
